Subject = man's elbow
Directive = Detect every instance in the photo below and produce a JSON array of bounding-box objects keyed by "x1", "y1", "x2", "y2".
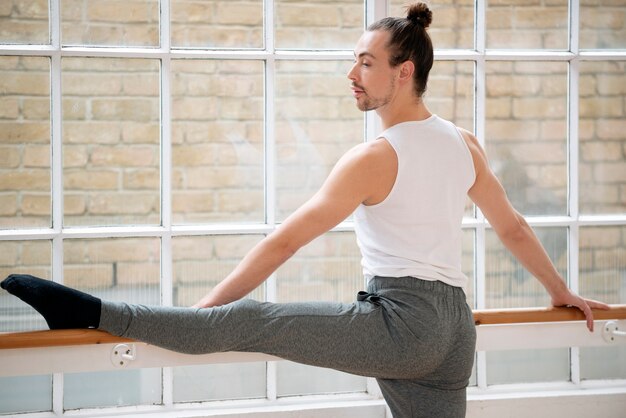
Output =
[
  {"x1": 265, "y1": 233, "x2": 300, "y2": 261},
  {"x1": 497, "y1": 212, "x2": 530, "y2": 244}
]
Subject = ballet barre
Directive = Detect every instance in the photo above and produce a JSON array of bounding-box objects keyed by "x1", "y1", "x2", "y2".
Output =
[
  {"x1": 1, "y1": 305, "x2": 625, "y2": 350},
  {"x1": 0, "y1": 305, "x2": 625, "y2": 378}
]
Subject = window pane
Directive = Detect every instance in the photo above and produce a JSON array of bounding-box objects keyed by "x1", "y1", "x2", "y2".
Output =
[
  {"x1": 579, "y1": 226, "x2": 626, "y2": 380},
  {"x1": 276, "y1": 232, "x2": 367, "y2": 396},
  {"x1": 173, "y1": 235, "x2": 264, "y2": 306},
  {"x1": 487, "y1": 348, "x2": 570, "y2": 385},
  {"x1": 62, "y1": 237, "x2": 161, "y2": 408},
  {"x1": 427, "y1": 61, "x2": 474, "y2": 131},
  {"x1": 274, "y1": 0, "x2": 363, "y2": 49},
  {"x1": 275, "y1": 60, "x2": 363, "y2": 221},
  {"x1": 579, "y1": 61, "x2": 626, "y2": 215},
  {"x1": 389, "y1": 0, "x2": 474, "y2": 49},
  {"x1": 0, "y1": 0, "x2": 49, "y2": 44},
  {"x1": 0, "y1": 241, "x2": 51, "y2": 332},
  {"x1": 171, "y1": 0, "x2": 263, "y2": 48},
  {"x1": 62, "y1": 58, "x2": 160, "y2": 226},
  {"x1": 0, "y1": 240, "x2": 52, "y2": 414},
  {"x1": 486, "y1": 61, "x2": 568, "y2": 216},
  {"x1": 486, "y1": 0, "x2": 568, "y2": 49},
  {"x1": 62, "y1": 0, "x2": 159, "y2": 47},
  {"x1": 580, "y1": 0, "x2": 626, "y2": 49},
  {"x1": 63, "y1": 237, "x2": 160, "y2": 301},
  {"x1": 0, "y1": 56, "x2": 50, "y2": 229},
  {"x1": 171, "y1": 60, "x2": 264, "y2": 224},
  {"x1": 486, "y1": 227, "x2": 569, "y2": 385},
  {"x1": 486, "y1": 227, "x2": 567, "y2": 309},
  {"x1": 172, "y1": 235, "x2": 266, "y2": 402},
  {"x1": 64, "y1": 369, "x2": 162, "y2": 409},
  {"x1": 0, "y1": 375, "x2": 51, "y2": 414}
]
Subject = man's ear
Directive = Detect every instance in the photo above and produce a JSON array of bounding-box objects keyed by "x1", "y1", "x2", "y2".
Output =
[{"x1": 399, "y1": 60, "x2": 414, "y2": 83}]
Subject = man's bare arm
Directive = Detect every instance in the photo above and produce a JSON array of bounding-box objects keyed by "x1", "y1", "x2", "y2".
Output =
[
  {"x1": 459, "y1": 128, "x2": 609, "y2": 331},
  {"x1": 192, "y1": 140, "x2": 397, "y2": 308}
]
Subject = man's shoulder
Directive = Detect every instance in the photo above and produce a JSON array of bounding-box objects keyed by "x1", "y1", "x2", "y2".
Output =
[{"x1": 348, "y1": 138, "x2": 396, "y2": 163}]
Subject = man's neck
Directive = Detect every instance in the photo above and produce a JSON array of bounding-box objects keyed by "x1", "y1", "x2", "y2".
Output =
[{"x1": 376, "y1": 98, "x2": 432, "y2": 130}]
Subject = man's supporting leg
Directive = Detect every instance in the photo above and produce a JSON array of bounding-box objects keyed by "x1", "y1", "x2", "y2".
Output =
[{"x1": 376, "y1": 378, "x2": 468, "y2": 418}]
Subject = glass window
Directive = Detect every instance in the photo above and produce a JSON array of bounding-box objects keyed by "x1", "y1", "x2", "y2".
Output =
[
  {"x1": 580, "y1": 0, "x2": 626, "y2": 50},
  {"x1": 0, "y1": 242, "x2": 52, "y2": 415},
  {"x1": 486, "y1": 0, "x2": 569, "y2": 49},
  {"x1": 62, "y1": 58, "x2": 160, "y2": 227},
  {"x1": 2, "y1": 1, "x2": 626, "y2": 414},
  {"x1": 276, "y1": 232, "x2": 367, "y2": 396},
  {"x1": 0, "y1": 240, "x2": 51, "y2": 332},
  {"x1": 171, "y1": 0, "x2": 264, "y2": 49},
  {"x1": 64, "y1": 369, "x2": 162, "y2": 409},
  {"x1": 62, "y1": 237, "x2": 161, "y2": 408},
  {"x1": 486, "y1": 61, "x2": 568, "y2": 216},
  {"x1": 62, "y1": 0, "x2": 159, "y2": 47},
  {"x1": 275, "y1": 60, "x2": 363, "y2": 221},
  {"x1": 427, "y1": 61, "x2": 475, "y2": 131},
  {"x1": 486, "y1": 227, "x2": 567, "y2": 309},
  {"x1": 63, "y1": 237, "x2": 160, "y2": 299},
  {"x1": 579, "y1": 61, "x2": 626, "y2": 215},
  {"x1": 487, "y1": 348, "x2": 570, "y2": 385},
  {"x1": 0, "y1": 56, "x2": 51, "y2": 229},
  {"x1": 274, "y1": 0, "x2": 363, "y2": 49},
  {"x1": 0, "y1": 374, "x2": 51, "y2": 414},
  {"x1": 389, "y1": 0, "x2": 475, "y2": 49},
  {"x1": 579, "y1": 226, "x2": 626, "y2": 380},
  {"x1": 485, "y1": 227, "x2": 570, "y2": 384},
  {"x1": 0, "y1": 0, "x2": 49, "y2": 45},
  {"x1": 172, "y1": 235, "x2": 266, "y2": 402},
  {"x1": 171, "y1": 60, "x2": 265, "y2": 224}
]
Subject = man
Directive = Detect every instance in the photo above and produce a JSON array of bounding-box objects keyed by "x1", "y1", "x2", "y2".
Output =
[{"x1": 1, "y1": 3, "x2": 608, "y2": 417}]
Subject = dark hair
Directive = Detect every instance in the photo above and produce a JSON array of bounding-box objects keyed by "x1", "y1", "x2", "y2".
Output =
[{"x1": 367, "y1": 2, "x2": 434, "y2": 98}]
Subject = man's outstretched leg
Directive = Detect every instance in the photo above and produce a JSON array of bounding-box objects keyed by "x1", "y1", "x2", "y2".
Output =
[{"x1": 1, "y1": 274, "x2": 101, "y2": 329}]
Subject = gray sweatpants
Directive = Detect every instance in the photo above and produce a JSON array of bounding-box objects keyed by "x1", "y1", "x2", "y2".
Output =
[{"x1": 99, "y1": 277, "x2": 476, "y2": 417}]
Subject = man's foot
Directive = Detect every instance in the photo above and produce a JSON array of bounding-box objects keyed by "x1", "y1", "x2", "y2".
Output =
[{"x1": 1, "y1": 274, "x2": 101, "y2": 329}]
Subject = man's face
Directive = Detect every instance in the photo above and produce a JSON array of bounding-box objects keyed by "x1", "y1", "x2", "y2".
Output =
[{"x1": 348, "y1": 30, "x2": 398, "y2": 112}]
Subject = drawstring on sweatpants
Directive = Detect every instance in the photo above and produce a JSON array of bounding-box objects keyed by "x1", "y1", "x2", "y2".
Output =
[{"x1": 357, "y1": 290, "x2": 381, "y2": 305}]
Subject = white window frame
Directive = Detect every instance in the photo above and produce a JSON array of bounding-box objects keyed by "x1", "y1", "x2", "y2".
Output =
[{"x1": 0, "y1": 0, "x2": 625, "y2": 415}]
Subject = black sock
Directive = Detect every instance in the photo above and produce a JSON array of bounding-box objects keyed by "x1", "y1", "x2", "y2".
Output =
[{"x1": 1, "y1": 274, "x2": 101, "y2": 330}]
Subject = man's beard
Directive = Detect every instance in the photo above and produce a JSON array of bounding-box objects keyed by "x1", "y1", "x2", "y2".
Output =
[
  {"x1": 357, "y1": 94, "x2": 390, "y2": 111},
  {"x1": 354, "y1": 77, "x2": 396, "y2": 112}
]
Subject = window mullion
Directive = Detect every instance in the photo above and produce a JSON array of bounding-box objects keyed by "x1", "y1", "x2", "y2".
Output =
[
  {"x1": 365, "y1": 0, "x2": 385, "y2": 141},
  {"x1": 264, "y1": 0, "x2": 278, "y2": 403},
  {"x1": 568, "y1": 0, "x2": 582, "y2": 387},
  {"x1": 474, "y1": 0, "x2": 488, "y2": 391},
  {"x1": 50, "y1": 0, "x2": 65, "y2": 414},
  {"x1": 159, "y1": 0, "x2": 175, "y2": 408}
]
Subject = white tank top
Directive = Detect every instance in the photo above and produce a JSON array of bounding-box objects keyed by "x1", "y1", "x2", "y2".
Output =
[{"x1": 354, "y1": 115, "x2": 476, "y2": 290}]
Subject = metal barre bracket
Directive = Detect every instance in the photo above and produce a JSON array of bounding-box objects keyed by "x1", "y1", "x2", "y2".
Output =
[
  {"x1": 111, "y1": 343, "x2": 136, "y2": 367},
  {"x1": 602, "y1": 321, "x2": 626, "y2": 344}
]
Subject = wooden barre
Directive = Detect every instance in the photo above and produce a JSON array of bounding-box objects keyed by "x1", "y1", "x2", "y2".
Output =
[
  {"x1": 1, "y1": 305, "x2": 625, "y2": 350},
  {"x1": 472, "y1": 304, "x2": 626, "y2": 326}
]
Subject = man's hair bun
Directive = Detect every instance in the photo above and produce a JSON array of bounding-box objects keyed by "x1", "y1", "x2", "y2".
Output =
[{"x1": 406, "y1": 2, "x2": 432, "y2": 29}]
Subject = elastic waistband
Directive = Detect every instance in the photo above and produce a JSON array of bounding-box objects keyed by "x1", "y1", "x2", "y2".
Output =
[{"x1": 367, "y1": 276, "x2": 465, "y2": 298}]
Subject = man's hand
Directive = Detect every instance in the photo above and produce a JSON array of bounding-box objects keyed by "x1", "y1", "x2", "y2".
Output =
[{"x1": 550, "y1": 289, "x2": 610, "y2": 332}]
